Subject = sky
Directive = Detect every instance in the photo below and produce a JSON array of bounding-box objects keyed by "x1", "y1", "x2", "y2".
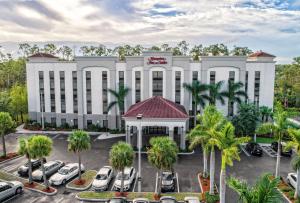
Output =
[{"x1": 0, "y1": 0, "x2": 300, "y2": 64}]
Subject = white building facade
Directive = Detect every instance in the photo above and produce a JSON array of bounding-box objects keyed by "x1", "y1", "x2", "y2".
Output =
[{"x1": 26, "y1": 51, "x2": 276, "y2": 130}]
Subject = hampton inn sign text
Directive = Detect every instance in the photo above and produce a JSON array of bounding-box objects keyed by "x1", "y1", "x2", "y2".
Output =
[{"x1": 147, "y1": 57, "x2": 167, "y2": 65}]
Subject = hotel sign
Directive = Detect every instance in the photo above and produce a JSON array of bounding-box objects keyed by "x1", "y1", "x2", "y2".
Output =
[{"x1": 147, "y1": 57, "x2": 167, "y2": 65}]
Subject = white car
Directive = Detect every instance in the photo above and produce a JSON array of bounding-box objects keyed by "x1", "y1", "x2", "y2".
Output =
[
  {"x1": 32, "y1": 160, "x2": 65, "y2": 181},
  {"x1": 92, "y1": 166, "x2": 114, "y2": 191},
  {"x1": 184, "y1": 197, "x2": 200, "y2": 203},
  {"x1": 133, "y1": 198, "x2": 149, "y2": 203},
  {"x1": 0, "y1": 181, "x2": 23, "y2": 202},
  {"x1": 287, "y1": 173, "x2": 297, "y2": 188},
  {"x1": 113, "y1": 167, "x2": 136, "y2": 191},
  {"x1": 49, "y1": 163, "x2": 85, "y2": 186}
]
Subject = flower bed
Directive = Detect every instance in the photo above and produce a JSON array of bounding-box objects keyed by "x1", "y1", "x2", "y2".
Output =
[
  {"x1": 77, "y1": 191, "x2": 202, "y2": 201},
  {"x1": 0, "y1": 152, "x2": 20, "y2": 163},
  {"x1": 0, "y1": 170, "x2": 56, "y2": 194},
  {"x1": 66, "y1": 170, "x2": 97, "y2": 190},
  {"x1": 198, "y1": 173, "x2": 219, "y2": 203}
]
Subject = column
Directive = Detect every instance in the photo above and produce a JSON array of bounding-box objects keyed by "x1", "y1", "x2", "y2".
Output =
[
  {"x1": 137, "y1": 125, "x2": 142, "y2": 192},
  {"x1": 169, "y1": 126, "x2": 174, "y2": 140},
  {"x1": 180, "y1": 126, "x2": 186, "y2": 150}
]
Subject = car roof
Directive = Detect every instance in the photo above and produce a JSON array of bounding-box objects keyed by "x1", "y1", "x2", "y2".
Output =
[
  {"x1": 160, "y1": 196, "x2": 176, "y2": 200},
  {"x1": 45, "y1": 160, "x2": 60, "y2": 166},
  {"x1": 0, "y1": 182, "x2": 8, "y2": 187},
  {"x1": 63, "y1": 163, "x2": 78, "y2": 169},
  {"x1": 184, "y1": 197, "x2": 200, "y2": 202},
  {"x1": 133, "y1": 198, "x2": 149, "y2": 202},
  {"x1": 124, "y1": 167, "x2": 133, "y2": 174},
  {"x1": 98, "y1": 166, "x2": 111, "y2": 174}
]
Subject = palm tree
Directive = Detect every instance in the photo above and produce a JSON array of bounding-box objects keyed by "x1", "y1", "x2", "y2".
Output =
[
  {"x1": 18, "y1": 136, "x2": 33, "y2": 184},
  {"x1": 256, "y1": 103, "x2": 290, "y2": 177},
  {"x1": 0, "y1": 112, "x2": 14, "y2": 157},
  {"x1": 183, "y1": 81, "x2": 210, "y2": 127},
  {"x1": 68, "y1": 130, "x2": 91, "y2": 181},
  {"x1": 217, "y1": 122, "x2": 250, "y2": 203},
  {"x1": 197, "y1": 105, "x2": 225, "y2": 194},
  {"x1": 28, "y1": 135, "x2": 52, "y2": 189},
  {"x1": 109, "y1": 141, "x2": 134, "y2": 194},
  {"x1": 108, "y1": 85, "x2": 130, "y2": 130},
  {"x1": 208, "y1": 81, "x2": 227, "y2": 105},
  {"x1": 285, "y1": 129, "x2": 300, "y2": 198},
  {"x1": 147, "y1": 137, "x2": 178, "y2": 196},
  {"x1": 259, "y1": 106, "x2": 273, "y2": 122},
  {"x1": 223, "y1": 80, "x2": 247, "y2": 117},
  {"x1": 227, "y1": 174, "x2": 282, "y2": 203}
]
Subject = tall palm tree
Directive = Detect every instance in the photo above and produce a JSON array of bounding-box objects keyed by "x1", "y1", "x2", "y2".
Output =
[
  {"x1": 28, "y1": 135, "x2": 52, "y2": 189},
  {"x1": 109, "y1": 141, "x2": 134, "y2": 194},
  {"x1": 285, "y1": 129, "x2": 300, "y2": 199},
  {"x1": 256, "y1": 103, "x2": 291, "y2": 177},
  {"x1": 147, "y1": 137, "x2": 178, "y2": 196},
  {"x1": 68, "y1": 130, "x2": 91, "y2": 181},
  {"x1": 208, "y1": 81, "x2": 227, "y2": 105},
  {"x1": 18, "y1": 136, "x2": 33, "y2": 184},
  {"x1": 108, "y1": 85, "x2": 130, "y2": 130},
  {"x1": 198, "y1": 105, "x2": 225, "y2": 194},
  {"x1": 217, "y1": 122, "x2": 250, "y2": 203},
  {"x1": 227, "y1": 174, "x2": 282, "y2": 203},
  {"x1": 223, "y1": 80, "x2": 247, "y2": 117},
  {"x1": 183, "y1": 81, "x2": 210, "y2": 127}
]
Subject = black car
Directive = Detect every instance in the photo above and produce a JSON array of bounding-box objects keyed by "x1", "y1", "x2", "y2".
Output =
[
  {"x1": 271, "y1": 142, "x2": 292, "y2": 157},
  {"x1": 245, "y1": 142, "x2": 263, "y2": 156},
  {"x1": 161, "y1": 171, "x2": 175, "y2": 192},
  {"x1": 17, "y1": 158, "x2": 46, "y2": 176}
]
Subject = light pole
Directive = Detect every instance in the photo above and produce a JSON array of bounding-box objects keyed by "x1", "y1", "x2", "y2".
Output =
[
  {"x1": 40, "y1": 92, "x2": 45, "y2": 130},
  {"x1": 136, "y1": 113, "x2": 143, "y2": 192}
]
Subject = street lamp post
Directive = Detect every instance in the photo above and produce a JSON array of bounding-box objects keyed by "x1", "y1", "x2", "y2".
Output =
[
  {"x1": 40, "y1": 92, "x2": 45, "y2": 130},
  {"x1": 136, "y1": 114, "x2": 143, "y2": 192}
]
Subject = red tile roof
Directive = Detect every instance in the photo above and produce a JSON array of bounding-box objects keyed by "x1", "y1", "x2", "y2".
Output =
[
  {"x1": 123, "y1": 96, "x2": 188, "y2": 119},
  {"x1": 249, "y1": 51, "x2": 275, "y2": 58},
  {"x1": 29, "y1": 53, "x2": 58, "y2": 58}
]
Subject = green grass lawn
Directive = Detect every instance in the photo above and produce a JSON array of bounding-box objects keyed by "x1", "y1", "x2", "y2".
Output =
[{"x1": 254, "y1": 137, "x2": 275, "y2": 144}]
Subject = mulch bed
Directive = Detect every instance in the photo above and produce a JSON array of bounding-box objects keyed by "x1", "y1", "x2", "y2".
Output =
[
  {"x1": 0, "y1": 152, "x2": 19, "y2": 162},
  {"x1": 115, "y1": 192, "x2": 129, "y2": 197},
  {"x1": 42, "y1": 187, "x2": 56, "y2": 193},
  {"x1": 73, "y1": 179, "x2": 86, "y2": 185},
  {"x1": 198, "y1": 173, "x2": 219, "y2": 202},
  {"x1": 24, "y1": 182, "x2": 38, "y2": 188}
]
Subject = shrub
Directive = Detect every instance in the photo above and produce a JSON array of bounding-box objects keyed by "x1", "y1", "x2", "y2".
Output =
[{"x1": 204, "y1": 192, "x2": 219, "y2": 203}]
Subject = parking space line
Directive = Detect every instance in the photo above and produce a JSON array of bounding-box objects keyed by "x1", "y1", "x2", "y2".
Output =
[
  {"x1": 132, "y1": 173, "x2": 138, "y2": 192},
  {"x1": 2, "y1": 193, "x2": 22, "y2": 203},
  {"x1": 52, "y1": 134, "x2": 60, "y2": 140},
  {"x1": 239, "y1": 145, "x2": 251, "y2": 157},
  {"x1": 176, "y1": 173, "x2": 180, "y2": 193},
  {"x1": 260, "y1": 145, "x2": 277, "y2": 158},
  {"x1": 155, "y1": 172, "x2": 158, "y2": 193}
]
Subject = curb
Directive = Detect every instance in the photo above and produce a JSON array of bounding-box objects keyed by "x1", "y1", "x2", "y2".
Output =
[
  {"x1": 277, "y1": 188, "x2": 293, "y2": 203},
  {"x1": 66, "y1": 170, "x2": 97, "y2": 191},
  {"x1": 134, "y1": 150, "x2": 195, "y2": 155},
  {"x1": 197, "y1": 173, "x2": 203, "y2": 193},
  {"x1": 0, "y1": 155, "x2": 22, "y2": 164},
  {"x1": 26, "y1": 186, "x2": 57, "y2": 196},
  {"x1": 75, "y1": 194, "x2": 109, "y2": 202}
]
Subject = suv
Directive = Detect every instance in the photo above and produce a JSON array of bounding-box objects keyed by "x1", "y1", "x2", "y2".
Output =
[
  {"x1": 113, "y1": 167, "x2": 136, "y2": 191},
  {"x1": 0, "y1": 181, "x2": 23, "y2": 202},
  {"x1": 271, "y1": 142, "x2": 292, "y2": 157},
  {"x1": 245, "y1": 142, "x2": 263, "y2": 156},
  {"x1": 18, "y1": 158, "x2": 46, "y2": 176},
  {"x1": 161, "y1": 171, "x2": 175, "y2": 192},
  {"x1": 32, "y1": 160, "x2": 65, "y2": 181}
]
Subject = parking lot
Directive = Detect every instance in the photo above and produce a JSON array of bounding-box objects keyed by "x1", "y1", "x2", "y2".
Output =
[{"x1": 0, "y1": 133, "x2": 293, "y2": 203}]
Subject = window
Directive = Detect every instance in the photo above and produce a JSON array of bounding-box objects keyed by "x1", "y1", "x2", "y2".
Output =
[
  {"x1": 175, "y1": 71, "x2": 181, "y2": 104},
  {"x1": 72, "y1": 71, "x2": 78, "y2": 113},
  {"x1": 51, "y1": 117, "x2": 56, "y2": 125},
  {"x1": 153, "y1": 71, "x2": 163, "y2": 96},
  {"x1": 135, "y1": 71, "x2": 141, "y2": 103},
  {"x1": 60, "y1": 71, "x2": 66, "y2": 113},
  {"x1": 229, "y1": 71, "x2": 235, "y2": 82},
  {"x1": 86, "y1": 71, "x2": 92, "y2": 114},
  {"x1": 73, "y1": 119, "x2": 78, "y2": 127},
  {"x1": 210, "y1": 71, "x2": 216, "y2": 84},
  {"x1": 49, "y1": 71, "x2": 55, "y2": 112},
  {"x1": 87, "y1": 120, "x2": 93, "y2": 126},
  {"x1": 119, "y1": 71, "x2": 124, "y2": 88},
  {"x1": 103, "y1": 120, "x2": 108, "y2": 128},
  {"x1": 61, "y1": 118, "x2": 66, "y2": 125},
  {"x1": 38, "y1": 71, "x2": 45, "y2": 112},
  {"x1": 245, "y1": 71, "x2": 248, "y2": 94},
  {"x1": 102, "y1": 71, "x2": 108, "y2": 114},
  {"x1": 192, "y1": 71, "x2": 198, "y2": 81},
  {"x1": 254, "y1": 71, "x2": 260, "y2": 107}
]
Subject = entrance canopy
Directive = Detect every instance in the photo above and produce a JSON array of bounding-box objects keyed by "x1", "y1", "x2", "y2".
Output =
[{"x1": 123, "y1": 96, "x2": 189, "y2": 149}]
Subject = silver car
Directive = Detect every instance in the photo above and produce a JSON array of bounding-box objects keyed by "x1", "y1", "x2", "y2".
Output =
[
  {"x1": 0, "y1": 181, "x2": 23, "y2": 202},
  {"x1": 32, "y1": 160, "x2": 65, "y2": 181}
]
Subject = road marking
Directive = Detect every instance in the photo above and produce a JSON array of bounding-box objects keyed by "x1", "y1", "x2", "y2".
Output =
[
  {"x1": 239, "y1": 145, "x2": 251, "y2": 157},
  {"x1": 260, "y1": 145, "x2": 277, "y2": 158},
  {"x1": 2, "y1": 193, "x2": 22, "y2": 203},
  {"x1": 2, "y1": 164, "x2": 19, "y2": 172},
  {"x1": 132, "y1": 173, "x2": 138, "y2": 192},
  {"x1": 155, "y1": 172, "x2": 158, "y2": 193},
  {"x1": 176, "y1": 172, "x2": 180, "y2": 193},
  {"x1": 52, "y1": 134, "x2": 60, "y2": 140}
]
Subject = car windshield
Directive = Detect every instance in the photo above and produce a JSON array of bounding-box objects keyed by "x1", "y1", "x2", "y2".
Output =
[
  {"x1": 96, "y1": 174, "x2": 107, "y2": 180},
  {"x1": 162, "y1": 173, "x2": 173, "y2": 180},
  {"x1": 117, "y1": 173, "x2": 130, "y2": 180},
  {"x1": 58, "y1": 168, "x2": 69, "y2": 175},
  {"x1": 161, "y1": 199, "x2": 175, "y2": 203},
  {"x1": 110, "y1": 199, "x2": 124, "y2": 203}
]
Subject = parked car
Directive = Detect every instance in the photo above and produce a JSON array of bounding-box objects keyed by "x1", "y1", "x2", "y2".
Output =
[
  {"x1": 245, "y1": 142, "x2": 263, "y2": 156},
  {"x1": 161, "y1": 171, "x2": 175, "y2": 192},
  {"x1": 0, "y1": 181, "x2": 23, "y2": 202},
  {"x1": 109, "y1": 197, "x2": 127, "y2": 203},
  {"x1": 49, "y1": 163, "x2": 84, "y2": 185},
  {"x1": 287, "y1": 173, "x2": 297, "y2": 188},
  {"x1": 17, "y1": 158, "x2": 46, "y2": 176},
  {"x1": 113, "y1": 167, "x2": 136, "y2": 191},
  {"x1": 32, "y1": 160, "x2": 65, "y2": 181},
  {"x1": 184, "y1": 197, "x2": 200, "y2": 203},
  {"x1": 92, "y1": 166, "x2": 114, "y2": 191},
  {"x1": 271, "y1": 142, "x2": 292, "y2": 157},
  {"x1": 160, "y1": 196, "x2": 177, "y2": 203},
  {"x1": 133, "y1": 198, "x2": 149, "y2": 203}
]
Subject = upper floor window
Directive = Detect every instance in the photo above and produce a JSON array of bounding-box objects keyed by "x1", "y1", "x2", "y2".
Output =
[
  {"x1": 38, "y1": 71, "x2": 45, "y2": 112},
  {"x1": 153, "y1": 71, "x2": 163, "y2": 96},
  {"x1": 210, "y1": 71, "x2": 216, "y2": 84},
  {"x1": 49, "y1": 71, "x2": 55, "y2": 112},
  {"x1": 102, "y1": 71, "x2": 108, "y2": 114},
  {"x1": 175, "y1": 71, "x2": 181, "y2": 104},
  {"x1": 192, "y1": 71, "x2": 198, "y2": 81},
  {"x1": 72, "y1": 71, "x2": 78, "y2": 113},
  {"x1": 119, "y1": 71, "x2": 124, "y2": 88},
  {"x1": 86, "y1": 71, "x2": 92, "y2": 114},
  {"x1": 229, "y1": 71, "x2": 235, "y2": 82},
  {"x1": 60, "y1": 71, "x2": 66, "y2": 113},
  {"x1": 254, "y1": 71, "x2": 260, "y2": 107},
  {"x1": 135, "y1": 71, "x2": 141, "y2": 103}
]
